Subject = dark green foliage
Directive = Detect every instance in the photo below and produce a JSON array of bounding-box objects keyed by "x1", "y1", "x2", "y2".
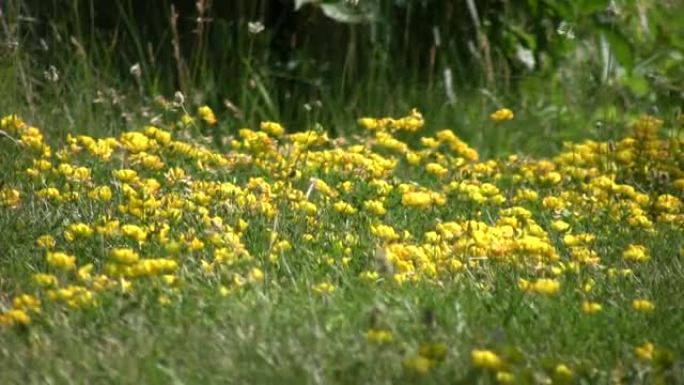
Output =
[{"x1": 1, "y1": 0, "x2": 683, "y2": 154}]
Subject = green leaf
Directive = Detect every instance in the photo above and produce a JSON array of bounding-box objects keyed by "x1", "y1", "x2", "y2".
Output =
[
  {"x1": 294, "y1": 0, "x2": 318, "y2": 11},
  {"x1": 320, "y1": 3, "x2": 375, "y2": 24},
  {"x1": 601, "y1": 29, "x2": 635, "y2": 71},
  {"x1": 295, "y1": 0, "x2": 349, "y2": 11},
  {"x1": 622, "y1": 74, "x2": 650, "y2": 97},
  {"x1": 578, "y1": 0, "x2": 609, "y2": 15},
  {"x1": 544, "y1": 1, "x2": 573, "y2": 20},
  {"x1": 294, "y1": 0, "x2": 375, "y2": 24},
  {"x1": 506, "y1": 24, "x2": 537, "y2": 50}
]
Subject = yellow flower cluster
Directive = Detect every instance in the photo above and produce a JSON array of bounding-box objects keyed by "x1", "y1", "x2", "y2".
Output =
[
  {"x1": 198, "y1": 105, "x2": 217, "y2": 125},
  {"x1": 471, "y1": 349, "x2": 503, "y2": 370},
  {"x1": 0, "y1": 186, "x2": 20, "y2": 208},
  {"x1": 260, "y1": 121, "x2": 285, "y2": 137},
  {"x1": 358, "y1": 108, "x2": 424, "y2": 132},
  {"x1": 490, "y1": 108, "x2": 514, "y2": 122},
  {"x1": 365, "y1": 328, "x2": 393, "y2": 344},
  {"x1": 0, "y1": 109, "x2": 680, "y2": 378}
]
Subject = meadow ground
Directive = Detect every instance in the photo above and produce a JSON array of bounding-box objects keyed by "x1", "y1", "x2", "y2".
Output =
[{"x1": 0, "y1": 107, "x2": 683, "y2": 385}]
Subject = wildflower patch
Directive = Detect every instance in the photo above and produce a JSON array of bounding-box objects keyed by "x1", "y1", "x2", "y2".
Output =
[{"x1": 0, "y1": 111, "x2": 681, "y2": 382}]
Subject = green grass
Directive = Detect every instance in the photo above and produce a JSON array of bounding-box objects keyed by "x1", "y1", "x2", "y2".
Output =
[
  {"x1": 1, "y1": 2, "x2": 683, "y2": 383},
  {"x1": 2, "y1": 266, "x2": 681, "y2": 384},
  {"x1": 0, "y1": 107, "x2": 683, "y2": 384}
]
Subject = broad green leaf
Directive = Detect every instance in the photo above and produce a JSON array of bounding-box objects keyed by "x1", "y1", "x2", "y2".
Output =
[
  {"x1": 601, "y1": 29, "x2": 635, "y2": 71},
  {"x1": 622, "y1": 74, "x2": 650, "y2": 97},
  {"x1": 320, "y1": 3, "x2": 375, "y2": 24}
]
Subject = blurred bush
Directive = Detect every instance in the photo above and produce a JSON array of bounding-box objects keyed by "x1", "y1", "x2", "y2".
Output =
[{"x1": 4, "y1": 0, "x2": 683, "y2": 129}]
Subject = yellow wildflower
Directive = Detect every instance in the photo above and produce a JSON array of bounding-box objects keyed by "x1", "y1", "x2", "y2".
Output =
[
  {"x1": 110, "y1": 248, "x2": 140, "y2": 265},
  {"x1": 88, "y1": 185, "x2": 113, "y2": 201},
  {"x1": 632, "y1": 299, "x2": 655, "y2": 313},
  {"x1": 312, "y1": 282, "x2": 335, "y2": 295},
  {"x1": 36, "y1": 187, "x2": 61, "y2": 201},
  {"x1": 655, "y1": 194, "x2": 681, "y2": 213},
  {"x1": 632, "y1": 115, "x2": 662, "y2": 139},
  {"x1": 490, "y1": 108, "x2": 514, "y2": 122},
  {"x1": 46, "y1": 251, "x2": 76, "y2": 270},
  {"x1": 0, "y1": 309, "x2": 31, "y2": 326},
  {"x1": 520, "y1": 278, "x2": 560, "y2": 295},
  {"x1": 64, "y1": 222, "x2": 94, "y2": 242},
  {"x1": 581, "y1": 301, "x2": 603, "y2": 315},
  {"x1": 0, "y1": 187, "x2": 20, "y2": 208},
  {"x1": 425, "y1": 162, "x2": 448, "y2": 177},
  {"x1": 36, "y1": 234, "x2": 56, "y2": 249},
  {"x1": 534, "y1": 278, "x2": 560, "y2": 295},
  {"x1": 13, "y1": 294, "x2": 41, "y2": 313},
  {"x1": 514, "y1": 188, "x2": 538, "y2": 203},
  {"x1": 333, "y1": 201, "x2": 357, "y2": 215},
  {"x1": 496, "y1": 371, "x2": 515, "y2": 384},
  {"x1": 260, "y1": 121, "x2": 285, "y2": 137},
  {"x1": 371, "y1": 224, "x2": 400, "y2": 242},
  {"x1": 32, "y1": 273, "x2": 58, "y2": 287},
  {"x1": 248, "y1": 267, "x2": 264, "y2": 283},
  {"x1": 634, "y1": 342, "x2": 654, "y2": 361},
  {"x1": 180, "y1": 114, "x2": 194, "y2": 126},
  {"x1": 358, "y1": 117, "x2": 380, "y2": 130},
  {"x1": 113, "y1": 169, "x2": 139, "y2": 183},
  {"x1": 187, "y1": 237, "x2": 205, "y2": 252},
  {"x1": 551, "y1": 220, "x2": 570, "y2": 232},
  {"x1": 359, "y1": 270, "x2": 380, "y2": 283},
  {"x1": 71, "y1": 166, "x2": 91, "y2": 182},
  {"x1": 120, "y1": 131, "x2": 152, "y2": 153},
  {"x1": 401, "y1": 191, "x2": 432, "y2": 208},
  {"x1": 406, "y1": 151, "x2": 422, "y2": 165},
  {"x1": 622, "y1": 244, "x2": 650, "y2": 263},
  {"x1": 365, "y1": 329, "x2": 393, "y2": 344},
  {"x1": 77, "y1": 264, "x2": 94, "y2": 281},
  {"x1": 312, "y1": 178, "x2": 338, "y2": 198},
  {"x1": 198, "y1": 105, "x2": 217, "y2": 125},
  {"x1": 121, "y1": 224, "x2": 148, "y2": 243},
  {"x1": 471, "y1": 349, "x2": 503, "y2": 371},
  {"x1": 363, "y1": 199, "x2": 387, "y2": 216},
  {"x1": 553, "y1": 364, "x2": 573, "y2": 384}
]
